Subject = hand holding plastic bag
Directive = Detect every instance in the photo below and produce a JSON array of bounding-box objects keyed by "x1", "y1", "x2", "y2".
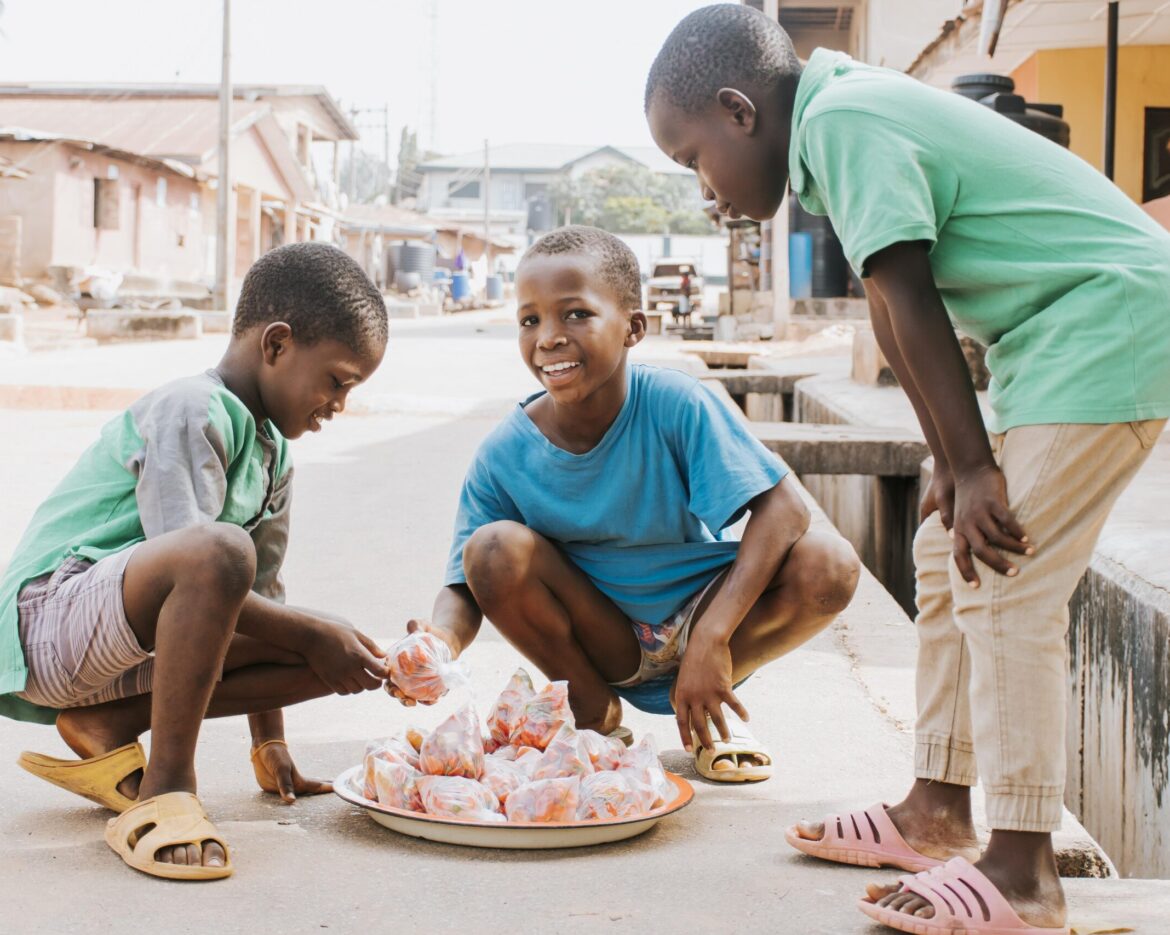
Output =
[
  {"x1": 419, "y1": 703, "x2": 485, "y2": 779},
  {"x1": 384, "y1": 630, "x2": 468, "y2": 706}
]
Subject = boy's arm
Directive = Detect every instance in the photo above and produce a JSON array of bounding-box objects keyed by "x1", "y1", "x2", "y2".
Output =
[
  {"x1": 865, "y1": 241, "x2": 1031, "y2": 586},
  {"x1": 385, "y1": 584, "x2": 483, "y2": 706},
  {"x1": 675, "y1": 478, "x2": 809, "y2": 752}
]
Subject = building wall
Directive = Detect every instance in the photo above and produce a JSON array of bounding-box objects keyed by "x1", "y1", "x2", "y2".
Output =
[
  {"x1": 1010, "y1": 45, "x2": 1170, "y2": 203},
  {"x1": 421, "y1": 169, "x2": 542, "y2": 213},
  {"x1": 0, "y1": 142, "x2": 60, "y2": 277}
]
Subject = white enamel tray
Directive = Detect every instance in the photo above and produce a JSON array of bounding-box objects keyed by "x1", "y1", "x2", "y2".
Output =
[{"x1": 333, "y1": 764, "x2": 694, "y2": 850}]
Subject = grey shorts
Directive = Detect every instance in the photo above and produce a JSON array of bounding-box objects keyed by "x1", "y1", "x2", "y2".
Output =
[{"x1": 15, "y1": 545, "x2": 155, "y2": 709}]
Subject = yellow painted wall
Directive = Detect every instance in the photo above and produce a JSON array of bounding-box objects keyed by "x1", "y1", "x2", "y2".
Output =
[{"x1": 1011, "y1": 46, "x2": 1170, "y2": 203}]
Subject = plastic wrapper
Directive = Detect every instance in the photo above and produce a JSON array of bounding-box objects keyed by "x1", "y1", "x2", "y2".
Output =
[
  {"x1": 578, "y1": 729, "x2": 626, "y2": 771},
  {"x1": 416, "y1": 775, "x2": 503, "y2": 821},
  {"x1": 372, "y1": 758, "x2": 423, "y2": 812},
  {"x1": 504, "y1": 777, "x2": 581, "y2": 823},
  {"x1": 385, "y1": 631, "x2": 468, "y2": 705},
  {"x1": 619, "y1": 736, "x2": 673, "y2": 807},
  {"x1": 405, "y1": 726, "x2": 426, "y2": 753},
  {"x1": 486, "y1": 668, "x2": 535, "y2": 747},
  {"x1": 419, "y1": 703, "x2": 485, "y2": 779},
  {"x1": 576, "y1": 770, "x2": 654, "y2": 820},
  {"x1": 362, "y1": 736, "x2": 420, "y2": 798},
  {"x1": 509, "y1": 680, "x2": 573, "y2": 750},
  {"x1": 480, "y1": 756, "x2": 530, "y2": 806},
  {"x1": 532, "y1": 723, "x2": 593, "y2": 781}
]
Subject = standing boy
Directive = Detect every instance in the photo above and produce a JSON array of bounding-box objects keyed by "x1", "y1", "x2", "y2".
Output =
[
  {"x1": 646, "y1": 5, "x2": 1168, "y2": 933},
  {"x1": 4, "y1": 243, "x2": 391, "y2": 880}
]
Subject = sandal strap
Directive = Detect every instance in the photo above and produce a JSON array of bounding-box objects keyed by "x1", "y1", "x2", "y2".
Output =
[
  {"x1": 893, "y1": 857, "x2": 1033, "y2": 928},
  {"x1": 114, "y1": 791, "x2": 229, "y2": 857}
]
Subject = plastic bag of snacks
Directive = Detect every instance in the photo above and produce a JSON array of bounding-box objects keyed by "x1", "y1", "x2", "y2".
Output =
[
  {"x1": 362, "y1": 736, "x2": 420, "y2": 798},
  {"x1": 576, "y1": 770, "x2": 651, "y2": 820},
  {"x1": 416, "y1": 775, "x2": 503, "y2": 821},
  {"x1": 578, "y1": 729, "x2": 626, "y2": 771},
  {"x1": 419, "y1": 703, "x2": 485, "y2": 779},
  {"x1": 486, "y1": 668, "x2": 535, "y2": 747},
  {"x1": 619, "y1": 736, "x2": 673, "y2": 808},
  {"x1": 509, "y1": 680, "x2": 573, "y2": 750},
  {"x1": 372, "y1": 758, "x2": 423, "y2": 812},
  {"x1": 504, "y1": 777, "x2": 581, "y2": 823},
  {"x1": 385, "y1": 631, "x2": 469, "y2": 706},
  {"x1": 532, "y1": 723, "x2": 593, "y2": 781},
  {"x1": 480, "y1": 756, "x2": 530, "y2": 806}
]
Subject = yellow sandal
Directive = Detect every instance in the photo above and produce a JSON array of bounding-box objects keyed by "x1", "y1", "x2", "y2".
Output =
[
  {"x1": 250, "y1": 738, "x2": 287, "y2": 794},
  {"x1": 105, "y1": 791, "x2": 232, "y2": 881},
  {"x1": 18, "y1": 742, "x2": 145, "y2": 812}
]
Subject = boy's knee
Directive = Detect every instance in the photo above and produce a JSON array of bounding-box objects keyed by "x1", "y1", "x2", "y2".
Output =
[
  {"x1": 182, "y1": 523, "x2": 257, "y2": 597},
  {"x1": 785, "y1": 530, "x2": 860, "y2": 616},
  {"x1": 463, "y1": 521, "x2": 538, "y2": 594}
]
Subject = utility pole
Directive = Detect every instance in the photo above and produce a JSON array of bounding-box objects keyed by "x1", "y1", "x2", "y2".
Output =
[
  {"x1": 483, "y1": 139, "x2": 491, "y2": 274},
  {"x1": 1103, "y1": 1, "x2": 1119, "y2": 180},
  {"x1": 213, "y1": 0, "x2": 232, "y2": 311},
  {"x1": 348, "y1": 107, "x2": 358, "y2": 204}
]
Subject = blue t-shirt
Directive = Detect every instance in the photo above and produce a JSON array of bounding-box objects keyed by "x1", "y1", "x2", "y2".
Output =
[{"x1": 444, "y1": 364, "x2": 788, "y2": 626}]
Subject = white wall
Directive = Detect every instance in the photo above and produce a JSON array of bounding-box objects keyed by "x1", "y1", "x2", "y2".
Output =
[{"x1": 615, "y1": 233, "x2": 728, "y2": 282}]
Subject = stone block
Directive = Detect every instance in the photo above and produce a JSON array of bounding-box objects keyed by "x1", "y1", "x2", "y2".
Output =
[
  {"x1": 852, "y1": 327, "x2": 898, "y2": 386},
  {"x1": 0, "y1": 311, "x2": 24, "y2": 344},
  {"x1": 198, "y1": 310, "x2": 232, "y2": 333},
  {"x1": 85, "y1": 309, "x2": 201, "y2": 342}
]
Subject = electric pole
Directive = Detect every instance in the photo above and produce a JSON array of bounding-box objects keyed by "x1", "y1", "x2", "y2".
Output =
[{"x1": 213, "y1": 0, "x2": 232, "y2": 311}]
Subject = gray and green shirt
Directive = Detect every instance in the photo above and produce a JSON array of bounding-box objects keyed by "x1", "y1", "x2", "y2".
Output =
[{"x1": 0, "y1": 370, "x2": 292, "y2": 723}]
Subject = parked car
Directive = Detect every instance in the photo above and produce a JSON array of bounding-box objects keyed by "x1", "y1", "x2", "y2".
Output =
[{"x1": 646, "y1": 258, "x2": 702, "y2": 317}]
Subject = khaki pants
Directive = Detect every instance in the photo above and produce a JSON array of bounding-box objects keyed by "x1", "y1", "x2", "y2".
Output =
[{"x1": 913, "y1": 419, "x2": 1165, "y2": 832}]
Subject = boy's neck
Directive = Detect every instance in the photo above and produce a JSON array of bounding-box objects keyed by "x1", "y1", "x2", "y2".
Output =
[
  {"x1": 530, "y1": 361, "x2": 630, "y2": 455},
  {"x1": 214, "y1": 343, "x2": 268, "y2": 426}
]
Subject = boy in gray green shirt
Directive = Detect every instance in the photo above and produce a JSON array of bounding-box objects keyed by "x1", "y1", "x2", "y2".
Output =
[
  {"x1": 647, "y1": 6, "x2": 1168, "y2": 933},
  {"x1": 3, "y1": 242, "x2": 389, "y2": 881}
]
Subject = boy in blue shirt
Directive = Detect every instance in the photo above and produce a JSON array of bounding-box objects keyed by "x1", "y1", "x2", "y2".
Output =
[
  {"x1": 646, "y1": 5, "x2": 1169, "y2": 933},
  {"x1": 398, "y1": 226, "x2": 859, "y2": 779},
  {"x1": 4, "y1": 243, "x2": 391, "y2": 880}
]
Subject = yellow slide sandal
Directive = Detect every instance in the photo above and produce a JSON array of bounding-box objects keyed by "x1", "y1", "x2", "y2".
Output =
[
  {"x1": 18, "y1": 742, "x2": 145, "y2": 813},
  {"x1": 691, "y1": 713, "x2": 774, "y2": 783},
  {"x1": 105, "y1": 792, "x2": 233, "y2": 881}
]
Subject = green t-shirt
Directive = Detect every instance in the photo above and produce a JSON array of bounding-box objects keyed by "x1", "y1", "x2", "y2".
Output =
[
  {"x1": 789, "y1": 49, "x2": 1170, "y2": 432},
  {"x1": 0, "y1": 370, "x2": 292, "y2": 723}
]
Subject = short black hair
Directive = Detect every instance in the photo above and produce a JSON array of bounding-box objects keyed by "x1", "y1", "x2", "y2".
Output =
[
  {"x1": 233, "y1": 242, "x2": 388, "y2": 355},
  {"x1": 520, "y1": 226, "x2": 642, "y2": 312},
  {"x1": 645, "y1": 3, "x2": 801, "y2": 116}
]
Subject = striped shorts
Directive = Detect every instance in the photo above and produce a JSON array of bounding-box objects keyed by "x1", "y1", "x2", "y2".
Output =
[{"x1": 15, "y1": 545, "x2": 155, "y2": 709}]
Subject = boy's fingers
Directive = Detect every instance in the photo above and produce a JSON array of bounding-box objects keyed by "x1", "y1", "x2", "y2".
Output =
[
  {"x1": 676, "y1": 711, "x2": 693, "y2": 753},
  {"x1": 982, "y1": 524, "x2": 1029, "y2": 555},
  {"x1": 276, "y1": 765, "x2": 296, "y2": 802},
  {"x1": 724, "y1": 693, "x2": 749, "y2": 723},
  {"x1": 692, "y1": 706, "x2": 715, "y2": 752},
  {"x1": 992, "y1": 504, "x2": 1030, "y2": 548},
  {"x1": 708, "y1": 707, "x2": 731, "y2": 744},
  {"x1": 969, "y1": 526, "x2": 1017, "y2": 576},
  {"x1": 357, "y1": 633, "x2": 388, "y2": 666},
  {"x1": 952, "y1": 532, "x2": 980, "y2": 588}
]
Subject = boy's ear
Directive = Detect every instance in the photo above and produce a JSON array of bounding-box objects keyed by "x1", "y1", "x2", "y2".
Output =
[
  {"x1": 625, "y1": 311, "x2": 648, "y2": 348},
  {"x1": 716, "y1": 88, "x2": 758, "y2": 135},
  {"x1": 260, "y1": 322, "x2": 294, "y2": 365}
]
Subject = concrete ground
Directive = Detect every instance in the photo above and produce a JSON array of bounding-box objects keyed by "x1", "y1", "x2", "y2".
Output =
[{"x1": 1, "y1": 313, "x2": 1166, "y2": 934}]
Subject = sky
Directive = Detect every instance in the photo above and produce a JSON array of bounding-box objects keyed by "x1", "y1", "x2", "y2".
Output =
[{"x1": 0, "y1": 0, "x2": 717, "y2": 163}]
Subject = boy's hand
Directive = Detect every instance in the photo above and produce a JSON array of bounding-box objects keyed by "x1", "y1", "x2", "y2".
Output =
[
  {"x1": 673, "y1": 633, "x2": 749, "y2": 753},
  {"x1": 384, "y1": 619, "x2": 460, "y2": 707},
  {"x1": 921, "y1": 462, "x2": 956, "y2": 528},
  {"x1": 952, "y1": 465, "x2": 1033, "y2": 588},
  {"x1": 253, "y1": 741, "x2": 333, "y2": 803},
  {"x1": 303, "y1": 617, "x2": 389, "y2": 695}
]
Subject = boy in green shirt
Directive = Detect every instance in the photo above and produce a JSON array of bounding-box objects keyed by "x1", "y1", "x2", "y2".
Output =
[
  {"x1": 647, "y1": 5, "x2": 1169, "y2": 933},
  {"x1": 3, "y1": 242, "x2": 390, "y2": 881}
]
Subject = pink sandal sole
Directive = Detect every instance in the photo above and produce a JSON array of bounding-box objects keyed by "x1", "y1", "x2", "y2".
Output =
[{"x1": 784, "y1": 802, "x2": 943, "y2": 873}]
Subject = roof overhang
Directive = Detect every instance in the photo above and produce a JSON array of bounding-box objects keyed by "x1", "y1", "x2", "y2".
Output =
[{"x1": 0, "y1": 127, "x2": 204, "y2": 180}]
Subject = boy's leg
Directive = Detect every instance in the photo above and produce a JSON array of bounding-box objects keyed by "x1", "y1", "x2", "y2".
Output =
[
  {"x1": 869, "y1": 419, "x2": 1164, "y2": 928},
  {"x1": 462, "y1": 521, "x2": 641, "y2": 733}
]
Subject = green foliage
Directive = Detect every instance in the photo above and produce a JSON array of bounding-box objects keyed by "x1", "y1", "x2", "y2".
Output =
[{"x1": 549, "y1": 162, "x2": 715, "y2": 234}]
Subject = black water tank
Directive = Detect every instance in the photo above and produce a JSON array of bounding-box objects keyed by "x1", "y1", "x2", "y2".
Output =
[
  {"x1": 790, "y1": 197, "x2": 850, "y2": 298},
  {"x1": 952, "y1": 74, "x2": 1070, "y2": 148}
]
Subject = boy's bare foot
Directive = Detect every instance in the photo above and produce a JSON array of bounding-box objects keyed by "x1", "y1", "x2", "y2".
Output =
[
  {"x1": 791, "y1": 779, "x2": 981, "y2": 863},
  {"x1": 56, "y1": 706, "x2": 145, "y2": 801},
  {"x1": 864, "y1": 831, "x2": 1067, "y2": 929}
]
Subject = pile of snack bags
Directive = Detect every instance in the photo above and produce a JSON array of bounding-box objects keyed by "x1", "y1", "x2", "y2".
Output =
[{"x1": 364, "y1": 638, "x2": 673, "y2": 823}]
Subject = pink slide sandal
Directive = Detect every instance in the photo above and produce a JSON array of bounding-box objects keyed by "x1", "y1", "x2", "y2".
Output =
[
  {"x1": 858, "y1": 857, "x2": 1070, "y2": 935},
  {"x1": 784, "y1": 802, "x2": 942, "y2": 873}
]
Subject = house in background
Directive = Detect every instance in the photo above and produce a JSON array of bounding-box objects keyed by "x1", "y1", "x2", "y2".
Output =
[
  {"x1": 0, "y1": 84, "x2": 357, "y2": 298},
  {"x1": 415, "y1": 142, "x2": 692, "y2": 241}
]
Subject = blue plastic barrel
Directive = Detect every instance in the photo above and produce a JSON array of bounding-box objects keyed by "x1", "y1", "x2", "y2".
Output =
[
  {"x1": 450, "y1": 271, "x2": 471, "y2": 300},
  {"x1": 485, "y1": 275, "x2": 503, "y2": 302},
  {"x1": 788, "y1": 232, "x2": 813, "y2": 299}
]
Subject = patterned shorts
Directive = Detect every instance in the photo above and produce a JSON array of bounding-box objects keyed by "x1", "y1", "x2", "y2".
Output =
[{"x1": 15, "y1": 546, "x2": 155, "y2": 709}]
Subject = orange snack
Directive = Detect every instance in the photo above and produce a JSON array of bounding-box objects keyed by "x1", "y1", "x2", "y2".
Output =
[
  {"x1": 480, "y1": 756, "x2": 529, "y2": 806},
  {"x1": 486, "y1": 668, "x2": 535, "y2": 747},
  {"x1": 619, "y1": 736, "x2": 672, "y2": 808},
  {"x1": 504, "y1": 777, "x2": 581, "y2": 823},
  {"x1": 416, "y1": 775, "x2": 503, "y2": 821},
  {"x1": 385, "y1": 631, "x2": 466, "y2": 705},
  {"x1": 372, "y1": 758, "x2": 423, "y2": 812},
  {"x1": 362, "y1": 737, "x2": 420, "y2": 798},
  {"x1": 509, "y1": 680, "x2": 573, "y2": 751},
  {"x1": 405, "y1": 726, "x2": 426, "y2": 752},
  {"x1": 532, "y1": 723, "x2": 593, "y2": 781},
  {"x1": 419, "y1": 703, "x2": 485, "y2": 779},
  {"x1": 576, "y1": 770, "x2": 649, "y2": 820},
  {"x1": 578, "y1": 729, "x2": 626, "y2": 771}
]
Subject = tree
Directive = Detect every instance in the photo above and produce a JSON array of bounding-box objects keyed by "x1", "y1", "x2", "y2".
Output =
[
  {"x1": 550, "y1": 162, "x2": 715, "y2": 234},
  {"x1": 340, "y1": 148, "x2": 392, "y2": 205}
]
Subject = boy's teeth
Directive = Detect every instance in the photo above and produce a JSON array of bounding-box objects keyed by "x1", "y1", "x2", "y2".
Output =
[{"x1": 543, "y1": 362, "x2": 579, "y2": 373}]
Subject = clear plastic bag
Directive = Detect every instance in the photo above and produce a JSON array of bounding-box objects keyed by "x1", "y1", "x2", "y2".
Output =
[
  {"x1": 532, "y1": 723, "x2": 593, "y2": 781},
  {"x1": 362, "y1": 736, "x2": 420, "y2": 798},
  {"x1": 372, "y1": 758, "x2": 423, "y2": 812},
  {"x1": 418, "y1": 703, "x2": 485, "y2": 779},
  {"x1": 384, "y1": 631, "x2": 469, "y2": 705},
  {"x1": 479, "y1": 756, "x2": 530, "y2": 806},
  {"x1": 578, "y1": 729, "x2": 626, "y2": 771},
  {"x1": 504, "y1": 776, "x2": 581, "y2": 823},
  {"x1": 509, "y1": 680, "x2": 573, "y2": 751},
  {"x1": 486, "y1": 668, "x2": 535, "y2": 747},
  {"x1": 619, "y1": 736, "x2": 673, "y2": 808},
  {"x1": 416, "y1": 775, "x2": 503, "y2": 821},
  {"x1": 576, "y1": 770, "x2": 650, "y2": 820}
]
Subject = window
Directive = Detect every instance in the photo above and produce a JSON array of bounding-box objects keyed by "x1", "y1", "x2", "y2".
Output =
[
  {"x1": 1143, "y1": 107, "x2": 1170, "y2": 203},
  {"x1": 93, "y1": 178, "x2": 120, "y2": 230},
  {"x1": 156, "y1": 177, "x2": 168, "y2": 207},
  {"x1": 448, "y1": 180, "x2": 480, "y2": 199}
]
